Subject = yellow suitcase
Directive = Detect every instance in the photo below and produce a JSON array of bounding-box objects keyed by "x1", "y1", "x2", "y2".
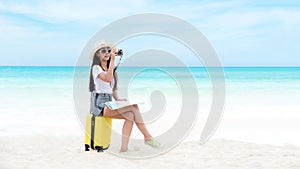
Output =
[{"x1": 84, "y1": 114, "x2": 112, "y2": 152}]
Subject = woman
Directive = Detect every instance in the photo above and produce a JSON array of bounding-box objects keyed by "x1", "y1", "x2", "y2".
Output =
[{"x1": 89, "y1": 40, "x2": 160, "y2": 152}]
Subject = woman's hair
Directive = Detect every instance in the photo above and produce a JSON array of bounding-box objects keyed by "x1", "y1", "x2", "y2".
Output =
[{"x1": 89, "y1": 51, "x2": 118, "y2": 92}]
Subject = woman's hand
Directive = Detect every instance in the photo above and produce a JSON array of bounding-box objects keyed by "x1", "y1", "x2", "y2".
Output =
[{"x1": 110, "y1": 48, "x2": 117, "y2": 60}]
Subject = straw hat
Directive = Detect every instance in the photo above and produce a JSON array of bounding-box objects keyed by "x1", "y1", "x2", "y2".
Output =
[{"x1": 89, "y1": 39, "x2": 112, "y2": 60}]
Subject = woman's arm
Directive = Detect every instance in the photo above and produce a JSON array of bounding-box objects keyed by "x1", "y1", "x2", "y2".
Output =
[
  {"x1": 113, "y1": 89, "x2": 127, "y2": 101},
  {"x1": 112, "y1": 89, "x2": 119, "y2": 100},
  {"x1": 98, "y1": 48, "x2": 117, "y2": 82}
]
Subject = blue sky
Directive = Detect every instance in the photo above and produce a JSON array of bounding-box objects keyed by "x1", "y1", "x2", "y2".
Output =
[{"x1": 0, "y1": 0, "x2": 299, "y2": 66}]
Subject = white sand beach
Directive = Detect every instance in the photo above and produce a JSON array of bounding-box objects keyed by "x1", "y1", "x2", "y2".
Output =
[
  {"x1": 1, "y1": 136, "x2": 300, "y2": 169},
  {"x1": 1, "y1": 90, "x2": 300, "y2": 169},
  {"x1": 1, "y1": 66, "x2": 300, "y2": 168}
]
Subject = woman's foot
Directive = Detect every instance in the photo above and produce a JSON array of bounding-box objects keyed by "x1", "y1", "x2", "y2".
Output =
[
  {"x1": 120, "y1": 147, "x2": 128, "y2": 153},
  {"x1": 144, "y1": 138, "x2": 161, "y2": 148}
]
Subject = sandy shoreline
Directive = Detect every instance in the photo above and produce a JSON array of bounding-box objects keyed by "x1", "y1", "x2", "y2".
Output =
[{"x1": 1, "y1": 136, "x2": 299, "y2": 169}]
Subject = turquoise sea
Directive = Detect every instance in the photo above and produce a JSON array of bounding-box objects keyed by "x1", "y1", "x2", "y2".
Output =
[
  {"x1": 1, "y1": 66, "x2": 299, "y2": 95},
  {"x1": 0, "y1": 66, "x2": 300, "y2": 143},
  {"x1": 1, "y1": 66, "x2": 300, "y2": 110}
]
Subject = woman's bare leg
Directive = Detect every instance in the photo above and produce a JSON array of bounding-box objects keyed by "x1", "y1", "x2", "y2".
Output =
[
  {"x1": 120, "y1": 112, "x2": 134, "y2": 152},
  {"x1": 131, "y1": 105, "x2": 152, "y2": 141},
  {"x1": 103, "y1": 105, "x2": 152, "y2": 141}
]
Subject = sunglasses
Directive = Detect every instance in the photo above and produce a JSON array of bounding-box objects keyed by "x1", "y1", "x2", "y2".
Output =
[{"x1": 99, "y1": 48, "x2": 111, "y2": 54}]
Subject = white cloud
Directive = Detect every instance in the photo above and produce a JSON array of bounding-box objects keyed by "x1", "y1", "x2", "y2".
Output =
[
  {"x1": 0, "y1": 14, "x2": 84, "y2": 66},
  {"x1": 1, "y1": 0, "x2": 149, "y2": 24},
  {"x1": 0, "y1": 0, "x2": 300, "y2": 66},
  {"x1": 2, "y1": 0, "x2": 300, "y2": 28},
  {"x1": 181, "y1": 5, "x2": 300, "y2": 42}
]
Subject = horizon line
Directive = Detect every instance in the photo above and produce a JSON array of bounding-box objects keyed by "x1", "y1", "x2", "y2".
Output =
[{"x1": 1, "y1": 65, "x2": 300, "y2": 68}]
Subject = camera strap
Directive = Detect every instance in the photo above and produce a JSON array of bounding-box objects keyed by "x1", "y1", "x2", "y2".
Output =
[{"x1": 114, "y1": 56, "x2": 122, "y2": 71}]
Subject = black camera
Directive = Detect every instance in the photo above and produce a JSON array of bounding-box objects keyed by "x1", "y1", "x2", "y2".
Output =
[{"x1": 117, "y1": 49, "x2": 123, "y2": 56}]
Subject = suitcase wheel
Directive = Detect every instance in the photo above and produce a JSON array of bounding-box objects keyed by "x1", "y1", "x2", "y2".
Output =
[
  {"x1": 85, "y1": 144, "x2": 90, "y2": 151},
  {"x1": 95, "y1": 146, "x2": 104, "y2": 153}
]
